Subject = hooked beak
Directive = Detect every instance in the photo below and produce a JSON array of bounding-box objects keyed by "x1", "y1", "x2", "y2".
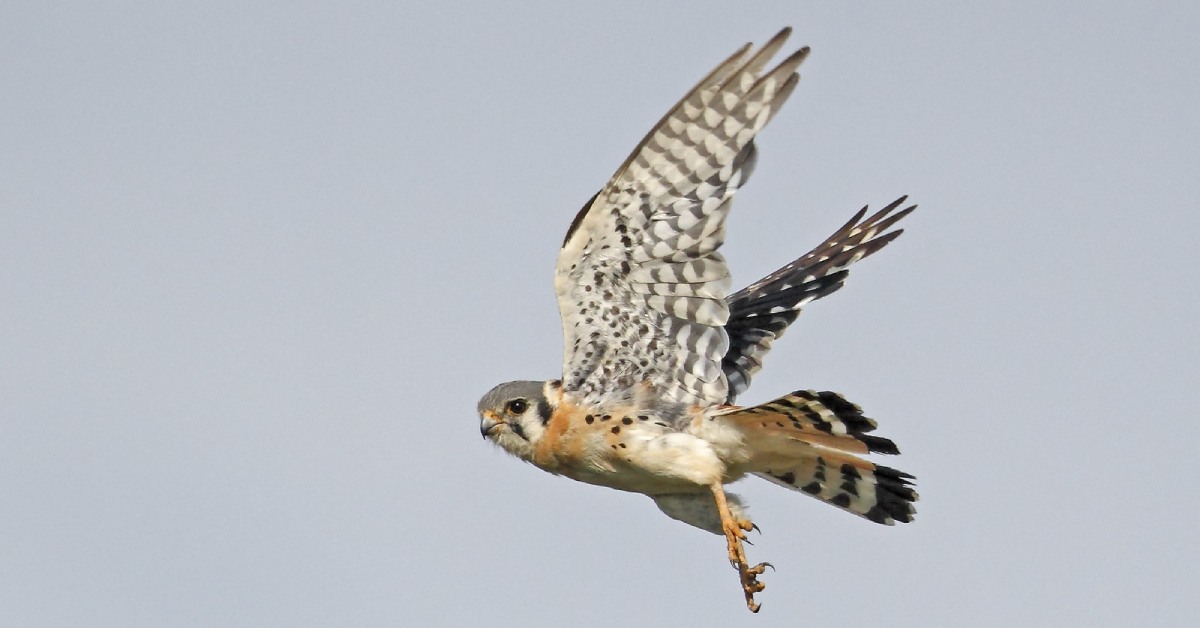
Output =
[{"x1": 480, "y1": 412, "x2": 502, "y2": 439}]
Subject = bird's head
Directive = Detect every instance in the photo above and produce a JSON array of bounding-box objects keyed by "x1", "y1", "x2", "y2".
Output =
[{"x1": 477, "y1": 380, "x2": 553, "y2": 460}]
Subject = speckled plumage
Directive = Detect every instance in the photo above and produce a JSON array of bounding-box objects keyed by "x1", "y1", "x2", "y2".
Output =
[{"x1": 478, "y1": 28, "x2": 918, "y2": 613}]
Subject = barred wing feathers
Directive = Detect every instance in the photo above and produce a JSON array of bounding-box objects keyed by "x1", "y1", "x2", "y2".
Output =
[
  {"x1": 555, "y1": 29, "x2": 809, "y2": 407},
  {"x1": 722, "y1": 197, "x2": 915, "y2": 402}
]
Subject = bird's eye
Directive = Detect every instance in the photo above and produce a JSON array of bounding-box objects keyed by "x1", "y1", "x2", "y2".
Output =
[{"x1": 506, "y1": 399, "x2": 528, "y2": 415}]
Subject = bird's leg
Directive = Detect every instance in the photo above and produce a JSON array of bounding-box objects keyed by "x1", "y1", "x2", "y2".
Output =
[{"x1": 710, "y1": 483, "x2": 769, "y2": 612}]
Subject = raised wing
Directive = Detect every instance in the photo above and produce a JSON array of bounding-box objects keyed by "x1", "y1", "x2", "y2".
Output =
[
  {"x1": 555, "y1": 28, "x2": 808, "y2": 407},
  {"x1": 722, "y1": 197, "x2": 915, "y2": 402}
]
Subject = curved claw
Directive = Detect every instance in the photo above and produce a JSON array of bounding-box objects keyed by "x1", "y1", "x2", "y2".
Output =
[{"x1": 745, "y1": 562, "x2": 773, "y2": 576}]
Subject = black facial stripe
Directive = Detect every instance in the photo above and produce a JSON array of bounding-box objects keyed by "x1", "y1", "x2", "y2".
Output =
[
  {"x1": 537, "y1": 399, "x2": 552, "y2": 425},
  {"x1": 510, "y1": 421, "x2": 528, "y2": 441}
]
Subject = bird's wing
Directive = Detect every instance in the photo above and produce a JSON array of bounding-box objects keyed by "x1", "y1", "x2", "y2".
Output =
[
  {"x1": 722, "y1": 197, "x2": 915, "y2": 402},
  {"x1": 555, "y1": 28, "x2": 807, "y2": 407}
]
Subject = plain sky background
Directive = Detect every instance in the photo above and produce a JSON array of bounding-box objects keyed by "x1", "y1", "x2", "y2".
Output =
[{"x1": 3, "y1": 1, "x2": 1198, "y2": 626}]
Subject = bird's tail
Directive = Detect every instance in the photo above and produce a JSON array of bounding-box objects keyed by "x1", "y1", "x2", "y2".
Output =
[{"x1": 715, "y1": 390, "x2": 918, "y2": 525}]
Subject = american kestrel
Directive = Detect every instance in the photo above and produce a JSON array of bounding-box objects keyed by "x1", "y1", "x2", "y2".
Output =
[{"x1": 478, "y1": 27, "x2": 917, "y2": 612}]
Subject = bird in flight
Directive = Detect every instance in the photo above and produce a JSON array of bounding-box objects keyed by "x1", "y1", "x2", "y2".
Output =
[{"x1": 478, "y1": 27, "x2": 917, "y2": 612}]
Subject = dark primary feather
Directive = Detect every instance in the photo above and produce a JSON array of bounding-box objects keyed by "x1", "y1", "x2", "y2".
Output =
[{"x1": 721, "y1": 197, "x2": 915, "y2": 402}]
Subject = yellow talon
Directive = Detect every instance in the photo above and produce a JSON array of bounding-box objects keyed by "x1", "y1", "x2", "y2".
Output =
[{"x1": 711, "y1": 483, "x2": 769, "y2": 612}]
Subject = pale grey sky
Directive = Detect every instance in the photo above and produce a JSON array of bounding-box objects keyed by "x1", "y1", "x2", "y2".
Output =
[{"x1": 3, "y1": 2, "x2": 1198, "y2": 626}]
